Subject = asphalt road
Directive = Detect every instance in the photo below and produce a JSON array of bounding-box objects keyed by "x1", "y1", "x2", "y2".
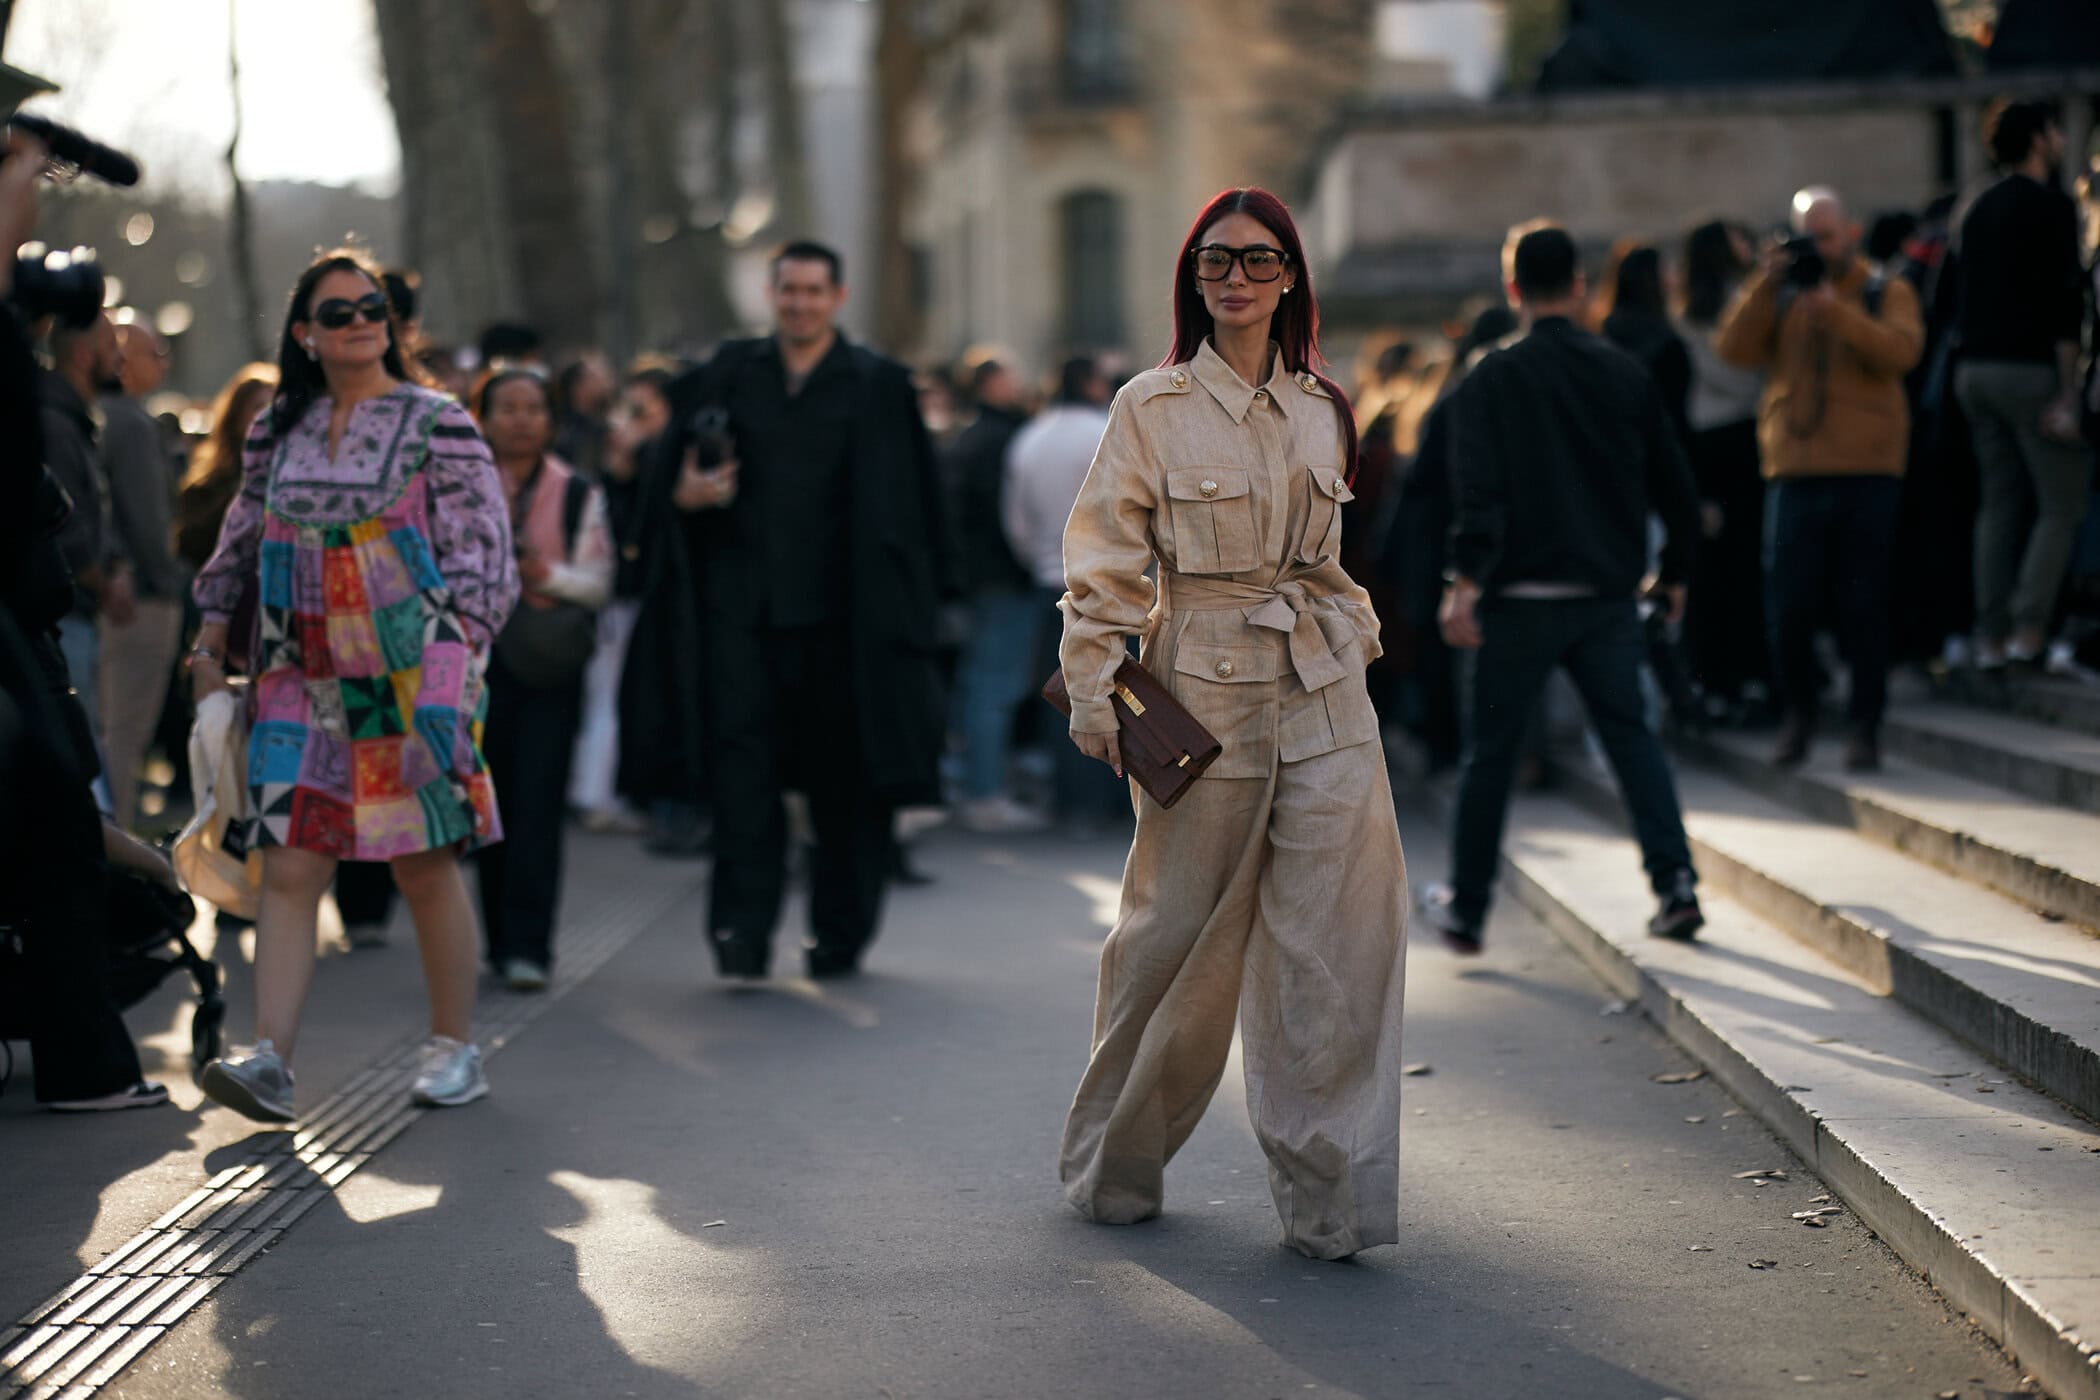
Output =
[{"x1": 10, "y1": 814, "x2": 2032, "y2": 1399}]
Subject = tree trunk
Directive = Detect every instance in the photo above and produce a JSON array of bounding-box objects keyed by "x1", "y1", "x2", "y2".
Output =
[
  {"x1": 224, "y1": 0, "x2": 267, "y2": 361},
  {"x1": 752, "y1": 0, "x2": 815, "y2": 242},
  {"x1": 475, "y1": 0, "x2": 601, "y2": 349},
  {"x1": 871, "y1": 0, "x2": 923, "y2": 351}
]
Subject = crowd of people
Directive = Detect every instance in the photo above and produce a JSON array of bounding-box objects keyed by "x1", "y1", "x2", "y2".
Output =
[
  {"x1": 1355, "y1": 97, "x2": 2100, "y2": 782},
  {"x1": 8, "y1": 95, "x2": 2100, "y2": 1135}
]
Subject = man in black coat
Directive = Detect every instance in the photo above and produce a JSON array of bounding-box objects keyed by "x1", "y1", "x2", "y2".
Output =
[{"x1": 645, "y1": 241, "x2": 948, "y2": 982}]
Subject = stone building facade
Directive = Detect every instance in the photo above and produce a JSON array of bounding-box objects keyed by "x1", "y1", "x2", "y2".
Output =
[{"x1": 906, "y1": 0, "x2": 1379, "y2": 377}]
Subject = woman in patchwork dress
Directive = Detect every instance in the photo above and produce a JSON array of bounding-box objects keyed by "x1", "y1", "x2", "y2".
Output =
[{"x1": 187, "y1": 249, "x2": 520, "y2": 1122}]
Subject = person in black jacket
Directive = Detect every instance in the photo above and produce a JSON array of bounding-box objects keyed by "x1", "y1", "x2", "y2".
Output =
[
  {"x1": 1422, "y1": 223, "x2": 1704, "y2": 954},
  {"x1": 0, "y1": 130, "x2": 165, "y2": 1110},
  {"x1": 646, "y1": 240, "x2": 948, "y2": 983}
]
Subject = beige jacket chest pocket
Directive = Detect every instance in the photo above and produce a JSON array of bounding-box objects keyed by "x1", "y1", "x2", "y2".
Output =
[
  {"x1": 1164, "y1": 467, "x2": 1257, "y2": 575},
  {"x1": 1299, "y1": 465, "x2": 1354, "y2": 565}
]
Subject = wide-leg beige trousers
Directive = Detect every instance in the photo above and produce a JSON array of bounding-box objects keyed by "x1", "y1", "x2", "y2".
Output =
[{"x1": 1059, "y1": 739, "x2": 1409, "y2": 1259}]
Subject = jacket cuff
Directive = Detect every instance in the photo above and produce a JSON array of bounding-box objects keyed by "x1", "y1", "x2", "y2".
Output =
[{"x1": 1069, "y1": 697, "x2": 1119, "y2": 734}]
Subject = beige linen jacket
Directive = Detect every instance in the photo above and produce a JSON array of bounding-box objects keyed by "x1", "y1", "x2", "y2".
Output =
[{"x1": 1058, "y1": 340, "x2": 1383, "y2": 781}]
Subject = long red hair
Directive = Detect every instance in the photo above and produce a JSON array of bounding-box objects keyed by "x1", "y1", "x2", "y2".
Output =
[{"x1": 1163, "y1": 187, "x2": 1358, "y2": 482}]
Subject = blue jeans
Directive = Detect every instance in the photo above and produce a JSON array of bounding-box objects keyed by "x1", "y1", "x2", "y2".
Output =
[
  {"x1": 57, "y1": 612, "x2": 112, "y2": 815},
  {"x1": 1763, "y1": 476, "x2": 1901, "y2": 726},
  {"x1": 956, "y1": 589, "x2": 1052, "y2": 800},
  {"x1": 1448, "y1": 598, "x2": 1694, "y2": 925}
]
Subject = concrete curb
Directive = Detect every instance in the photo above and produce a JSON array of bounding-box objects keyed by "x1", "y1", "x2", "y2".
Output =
[
  {"x1": 1681, "y1": 728, "x2": 2100, "y2": 938},
  {"x1": 1404, "y1": 773, "x2": 2100, "y2": 1400},
  {"x1": 1940, "y1": 670, "x2": 2100, "y2": 738},
  {"x1": 1489, "y1": 800, "x2": 2100, "y2": 1400},
  {"x1": 1881, "y1": 706, "x2": 2100, "y2": 818},
  {"x1": 1552, "y1": 755, "x2": 2100, "y2": 1126}
]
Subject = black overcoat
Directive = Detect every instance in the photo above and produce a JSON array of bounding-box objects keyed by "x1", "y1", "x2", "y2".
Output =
[{"x1": 619, "y1": 335, "x2": 950, "y2": 811}]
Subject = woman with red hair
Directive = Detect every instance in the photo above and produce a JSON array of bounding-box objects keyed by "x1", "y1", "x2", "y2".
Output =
[{"x1": 1056, "y1": 188, "x2": 1409, "y2": 1259}]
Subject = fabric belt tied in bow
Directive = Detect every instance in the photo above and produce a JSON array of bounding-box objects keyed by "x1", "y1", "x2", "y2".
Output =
[{"x1": 1163, "y1": 574, "x2": 1348, "y2": 691}]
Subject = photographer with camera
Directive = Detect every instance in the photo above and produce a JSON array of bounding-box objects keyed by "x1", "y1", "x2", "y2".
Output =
[
  {"x1": 0, "y1": 123, "x2": 167, "y2": 1111},
  {"x1": 643, "y1": 240, "x2": 947, "y2": 985},
  {"x1": 1717, "y1": 186, "x2": 1924, "y2": 772}
]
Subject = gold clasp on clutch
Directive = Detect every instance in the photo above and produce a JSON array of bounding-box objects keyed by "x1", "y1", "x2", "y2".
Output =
[
  {"x1": 1114, "y1": 683, "x2": 1146, "y2": 716},
  {"x1": 1177, "y1": 755, "x2": 1190, "y2": 767}
]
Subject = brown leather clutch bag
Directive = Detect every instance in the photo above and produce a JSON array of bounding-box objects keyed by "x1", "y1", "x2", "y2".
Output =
[{"x1": 1042, "y1": 658, "x2": 1223, "y2": 809}]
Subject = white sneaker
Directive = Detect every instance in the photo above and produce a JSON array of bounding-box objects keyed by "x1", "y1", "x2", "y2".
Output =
[
  {"x1": 501, "y1": 957, "x2": 549, "y2": 992},
  {"x1": 410, "y1": 1036, "x2": 489, "y2": 1107},
  {"x1": 960, "y1": 795, "x2": 1050, "y2": 834},
  {"x1": 578, "y1": 806, "x2": 646, "y2": 835},
  {"x1": 200, "y1": 1041, "x2": 296, "y2": 1122},
  {"x1": 1939, "y1": 635, "x2": 1973, "y2": 670},
  {"x1": 344, "y1": 921, "x2": 390, "y2": 950}
]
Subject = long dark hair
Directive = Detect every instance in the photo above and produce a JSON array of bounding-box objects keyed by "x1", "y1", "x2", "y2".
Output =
[
  {"x1": 1601, "y1": 241, "x2": 1668, "y2": 321},
  {"x1": 1682, "y1": 220, "x2": 1749, "y2": 327},
  {"x1": 267, "y1": 247, "x2": 426, "y2": 440},
  {"x1": 1164, "y1": 187, "x2": 1358, "y2": 481}
]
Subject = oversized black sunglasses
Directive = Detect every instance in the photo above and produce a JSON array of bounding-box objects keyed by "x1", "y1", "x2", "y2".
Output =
[
  {"x1": 1192, "y1": 243, "x2": 1290, "y2": 282},
  {"x1": 313, "y1": 292, "x2": 390, "y2": 330}
]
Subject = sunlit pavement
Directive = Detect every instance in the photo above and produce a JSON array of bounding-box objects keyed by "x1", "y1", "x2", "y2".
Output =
[{"x1": 1, "y1": 814, "x2": 2028, "y2": 1399}]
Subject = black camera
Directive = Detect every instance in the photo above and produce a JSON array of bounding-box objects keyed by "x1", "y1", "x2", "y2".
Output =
[
  {"x1": 687, "y1": 406, "x2": 733, "y2": 469},
  {"x1": 11, "y1": 242, "x2": 104, "y2": 328},
  {"x1": 1782, "y1": 236, "x2": 1826, "y2": 289}
]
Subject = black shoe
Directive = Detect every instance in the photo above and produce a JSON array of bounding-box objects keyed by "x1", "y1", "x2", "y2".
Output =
[
  {"x1": 1771, "y1": 712, "x2": 1814, "y2": 768},
  {"x1": 1648, "y1": 870, "x2": 1704, "y2": 941},
  {"x1": 1843, "y1": 725, "x2": 1880, "y2": 773},
  {"x1": 1419, "y1": 881, "x2": 1484, "y2": 956},
  {"x1": 710, "y1": 932, "x2": 768, "y2": 981},
  {"x1": 804, "y1": 946, "x2": 863, "y2": 981},
  {"x1": 48, "y1": 1080, "x2": 170, "y2": 1113}
]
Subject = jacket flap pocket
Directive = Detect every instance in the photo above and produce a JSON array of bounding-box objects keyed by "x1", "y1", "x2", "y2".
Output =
[
  {"x1": 1165, "y1": 467, "x2": 1251, "y2": 503},
  {"x1": 1173, "y1": 642, "x2": 1277, "y2": 684},
  {"x1": 1307, "y1": 464, "x2": 1354, "y2": 505}
]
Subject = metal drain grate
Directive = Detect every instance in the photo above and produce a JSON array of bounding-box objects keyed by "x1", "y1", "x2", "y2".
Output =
[{"x1": 1, "y1": 853, "x2": 701, "y2": 1399}]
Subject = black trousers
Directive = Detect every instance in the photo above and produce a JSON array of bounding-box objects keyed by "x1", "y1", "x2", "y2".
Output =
[
  {"x1": 1447, "y1": 598, "x2": 1695, "y2": 926},
  {"x1": 1763, "y1": 476, "x2": 1901, "y2": 727},
  {"x1": 706, "y1": 621, "x2": 892, "y2": 975},
  {"x1": 4, "y1": 636, "x2": 144, "y2": 1102},
  {"x1": 1686, "y1": 419, "x2": 1769, "y2": 701},
  {"x1": 334, "y1": 860, "x2": 396, "y2": 929},
  {"x1": 476, "y1": 662, "x2": 583, "y2": 968}
]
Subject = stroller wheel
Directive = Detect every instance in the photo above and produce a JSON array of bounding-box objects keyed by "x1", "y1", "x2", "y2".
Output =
[{"x1": 191, "y1": 994, "x2": 226, "y2": 1070}]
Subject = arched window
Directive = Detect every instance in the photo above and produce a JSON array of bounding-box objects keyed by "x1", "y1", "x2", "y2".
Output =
[{"x1": 1060, "y1": 189, "x2": 1124, "y2": 350}]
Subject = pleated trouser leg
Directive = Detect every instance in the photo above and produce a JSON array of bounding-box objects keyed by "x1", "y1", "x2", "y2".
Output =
[{"x1": 1059, "y1": 740, "x2": 1408, "y2": 1258}]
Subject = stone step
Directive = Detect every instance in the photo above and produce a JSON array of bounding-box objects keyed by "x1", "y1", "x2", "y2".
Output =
[
  {"x1": 1550, "y1": 752, "x2": 2100, "y2": 1126},
  {"x1": 1490, "y1": 791, "x2": 2100, "y2": 1400},
  {"x1": 1941, "y1": 668, "x2": 2100, "y2": 738},
  {"x1": 1879, "y1": 702, "x2": 2100, "y2": 818},
  {"x1": 1682, "y1": 726, "x2": 2100, "y2": 937}
]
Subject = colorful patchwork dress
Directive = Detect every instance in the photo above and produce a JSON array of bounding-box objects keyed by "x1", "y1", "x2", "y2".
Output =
[{"x1": 193, "y1": 384, "x2": 520, "y2": 859}]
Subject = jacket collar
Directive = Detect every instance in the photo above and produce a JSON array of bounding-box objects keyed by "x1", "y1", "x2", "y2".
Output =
[{"x1": 1192, "y1": 338, "x2": 1294, "y2": 424}]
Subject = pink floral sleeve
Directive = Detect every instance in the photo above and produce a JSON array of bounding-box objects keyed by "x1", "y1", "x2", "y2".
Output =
[
  {"x1": 423, "y1": 399, "x2": 520, "y2": 649},
  {"x1": 191, "y1": 416, "x2": 275, "y2": 623}
]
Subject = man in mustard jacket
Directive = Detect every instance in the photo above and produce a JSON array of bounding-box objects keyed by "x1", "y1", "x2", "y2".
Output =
[{"x1": 1717, "y1": 186, "x2": 1924, "y2": 772}]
